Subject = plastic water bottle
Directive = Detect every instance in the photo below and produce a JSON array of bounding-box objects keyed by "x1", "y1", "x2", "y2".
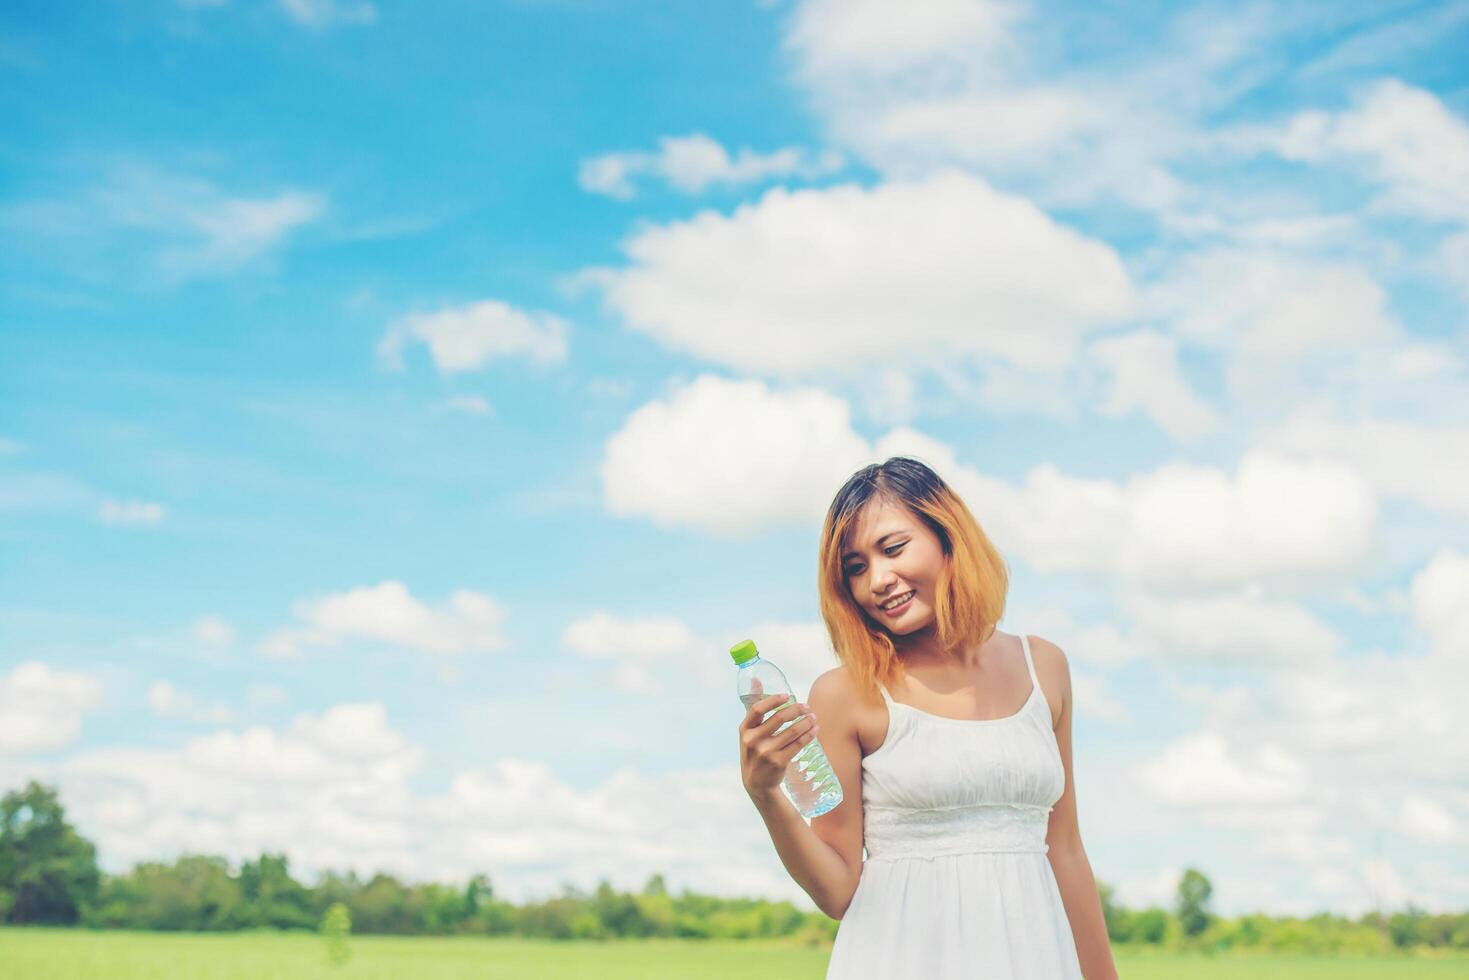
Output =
[{"x1": 730, "y1": 639, "x2": 842, "y2": 819}]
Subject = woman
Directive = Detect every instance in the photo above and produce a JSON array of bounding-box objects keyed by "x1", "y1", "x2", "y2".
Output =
[{"x1": 738, "y1": 456, "x2": 1118, "y2": 979}]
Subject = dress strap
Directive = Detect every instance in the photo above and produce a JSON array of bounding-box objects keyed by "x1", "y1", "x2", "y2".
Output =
[
  {"x1": 876, "y1": 680, "x2": 896, "y2": 706},
  {"x1": 1019, "y1": 633, "x2": 1040, "y2": 695}
]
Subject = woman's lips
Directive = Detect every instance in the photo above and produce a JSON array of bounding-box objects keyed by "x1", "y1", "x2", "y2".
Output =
[{"x1": 880, "y1": 591, "x2": 915, "y2": 617}]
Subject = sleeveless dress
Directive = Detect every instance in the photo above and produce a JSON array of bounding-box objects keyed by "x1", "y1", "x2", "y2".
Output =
[{"x1": 825, "y1": 634, "x2": 1084, "y2": 979}]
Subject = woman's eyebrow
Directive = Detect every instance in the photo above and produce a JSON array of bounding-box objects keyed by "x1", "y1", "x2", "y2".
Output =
[{"x1": 841, "y1": 530, "x2": 905, "y2": 561}]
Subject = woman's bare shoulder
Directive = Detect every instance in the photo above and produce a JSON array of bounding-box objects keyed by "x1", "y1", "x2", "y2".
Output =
[
  {"x1": 1024, "y1": 635, "x2": 1071, "y2": 727},
  {"x1": 810, "y1": 663, "x2": 861, "y2": 703}
]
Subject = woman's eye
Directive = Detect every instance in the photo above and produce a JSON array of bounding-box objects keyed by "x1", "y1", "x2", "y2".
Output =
[{"x1": 885, "y1": 545, "x2": 904, "y2": 556}]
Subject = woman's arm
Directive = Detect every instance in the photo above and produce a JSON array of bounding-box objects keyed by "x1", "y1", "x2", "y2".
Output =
[
  {"x1": 746, "y1": 668, "x2": 867, "y2": 919},
  {"x1": 1037, "y1": 637, "x2": 1119, "y2": 980}
]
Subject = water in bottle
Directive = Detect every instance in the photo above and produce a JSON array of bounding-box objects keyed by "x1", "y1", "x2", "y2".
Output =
[{"x1": 731, "y1": 639, "x2": 843, "y2": 819}]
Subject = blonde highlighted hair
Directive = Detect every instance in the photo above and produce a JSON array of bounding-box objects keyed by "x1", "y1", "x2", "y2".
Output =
[{"x1": 818, "y1": 456, "x2": 1010, "y2": 706}]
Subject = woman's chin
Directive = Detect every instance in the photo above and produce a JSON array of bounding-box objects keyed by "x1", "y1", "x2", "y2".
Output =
[{"x1": 881, "y1": 613, "x2": 931, "y2": 636}]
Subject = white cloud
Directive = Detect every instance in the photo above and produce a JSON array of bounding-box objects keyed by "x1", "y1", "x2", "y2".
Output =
[
  {"x1": 600, "y1": 374, "x2": 870, "y2": 539},
  {"x1": 779, "y1": 0, "x2": 1218, "y2": 214},
  {"x1": 602, "y1": 376, "x2": 1378, "y2": 594},
  {"x1": 579, "y1": 133, "x2": 843, "y2": 200},
  {"x1": 1364, "y1": 858, "x2": 1411, "y2": 909},
  {"x1": 1263, "y1": 78, "x2": 1469, "y2": 226},
  {"x1": 584, "y1": 170, "x2": 1133, "y2": 381},
  {"x1": 377, "y1": 299, "x2": 569, "y2": 374},
  {"x1": 1134, "y1": 732, "x2": 1311, "y2": 810},
  {"x1": 784, "y1": 0, "x2": 1020, "y2": 81},
  {"x1": 10, "y1": 702, "x2": 811, "y2": 909},
  {"x1": 961, "y1": 449, "x2": 1375, "y2": 593},
  {"x1": 147, "y1": 681, "x2": 236, "y2": 725},
  {"x1": 259, "y1": 580, "x2": 508, "y2": 659},
  {"x1": 1260, "y1": 408, "x2": 1469, "y2": 519},
  {"x1": 1111, "y1": 865, "x2": 1184, "y2": 909},
  {"x1": 1084, "y1": 330, "x2": 1219, "y2": 441},
  {"x1": 560, "y1": 614, "x2": 837, "y2": 699},
  {"x1": 1400, "y1": 795, "x2": 1459, "y2": 846},
  {"x1": 1145, "y1": 248, "x2": 1401, "y2": 363},
  {"x1": 1121, "y1": 587, "x2": 1342, "y2": 667},
  {"x1": 561, "y1": 612, "x2": 710, "y2": 696},
  {"x1": 97, "y1": 498, "x2": 166, "y2": 525},
  {"x1": 0, "y1": 662, "x2": 103, "y2": 755},
  {"x1": 1409, "y1": 548, "x2": 1469, "y2": 663},
  {"x1": 1069, "y1": 671, "x2": 1128, "y2": 725},
  {"x1": 2, "y1": 161, "x2": 326, "y2": 284},
  {"x1": 1139, "y1": 248, "x2": 1447, "y2": 426},
  {"x1": 1439, "y1": 231, "x2": 1469, "y2": 296},
  {"x1": 1122, "y1": 548, "x2": 1469, "y2": 911}
]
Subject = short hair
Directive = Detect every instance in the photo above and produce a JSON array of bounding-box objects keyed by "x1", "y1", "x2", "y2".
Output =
[{"x1": 818, "y1": 456, "x2": 1009, "y2": 706}]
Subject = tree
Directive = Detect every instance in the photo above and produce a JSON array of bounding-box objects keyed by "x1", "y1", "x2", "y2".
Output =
[
  {"x1": 350, "y1": 873, "x2": 421, "y2": 934},
  {"x1": 1176, "y1": 867, "x2": 1214, "y2": 938},
  {"x1": 463, "y1": 872, "x2": 492, "y2": 920},
  {"x1": 320, "y1": 901, "x2": 352, "y2": 966},
  {"x1": 238, "y1": 853, "x2": 315, "y2": 930},
  {"x1": 0, "y1": 781, "x2": 100, "y2": 925},
  {"x1": 125, "y1": 855, "x2": 245, "y2": 931}
]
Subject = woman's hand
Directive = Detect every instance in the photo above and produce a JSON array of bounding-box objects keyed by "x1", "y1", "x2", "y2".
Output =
[{"x1": 740, "y1": 690, "x2": 820, "y2": 800}]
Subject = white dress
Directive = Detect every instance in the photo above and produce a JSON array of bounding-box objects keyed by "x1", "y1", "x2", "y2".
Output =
[{"x1": 825, "y1": 634, "x2": 1084, "y2": 979}]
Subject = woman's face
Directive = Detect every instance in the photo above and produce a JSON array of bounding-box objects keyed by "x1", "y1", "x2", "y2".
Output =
[{"x1": 840, "y1": 497, "x2": 945, "y2": 636}]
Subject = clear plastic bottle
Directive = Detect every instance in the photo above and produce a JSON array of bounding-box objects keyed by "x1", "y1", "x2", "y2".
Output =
[{"x1": 731, "y1": 639, "x2": 842, "y2": 819}]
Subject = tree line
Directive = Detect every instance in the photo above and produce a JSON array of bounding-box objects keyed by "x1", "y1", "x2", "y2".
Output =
[{"x1": 2, "y1": 780, "x2": 1465, "y2": 952}]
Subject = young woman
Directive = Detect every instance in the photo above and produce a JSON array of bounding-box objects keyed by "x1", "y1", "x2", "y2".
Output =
[{"x1": 739, "y1": 456, "x2": 1118, "y2": 979}]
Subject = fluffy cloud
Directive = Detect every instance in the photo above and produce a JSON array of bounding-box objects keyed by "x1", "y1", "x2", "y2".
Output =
[
  {"x1": 7, "y1": 701, "x2": 809, "y2": 908},
  {"x1": 1127, "y1": 548, "x2": 1469, "y2": 911},
  {"x1": 1134, "y1": 732, "x2": 1311, "y2": 809},
  {"x1": 579, "y1": 133, "x2": 842, "y2": 199},
  {"x1": 260, "y1": 580, "x2": 508, "y2": 659},
  {"x1": 1084, "y1": 330, "x2": 1219, "y2": 442},
  {"x1": 0, "y1": 662, "x2": 103, "y2": 755},
  {"x1": 561, "y1": 612, "x2": 713, "y2": 695},
  {"x1": 784, "y1": 0, "x2": 1019, "y2": 81},
  {"x1": 1144, "y1": 248, "x2": 1400, "y2": 363},
  {"x1": 584, "y1": 170, "x2": 1133, "y2": 381},
  {"x1": 600, "y1": 374, "x2": 870, "y2": 538},
  {"x1": 561, "y1": 613, "x2": 839, "y2": 702},
  {"x1": 779, "y1": 0, "x2": 1218, "y2": 214},
  {"x1": 1260, "y1": 78, "x2": 1469, "y2": 226},
  {"x1": 1119, "y1": 588, "x2": 1342, "y2": 668},
  {"x1": 377, "y1": 299, "x2": 569, "y2": 374},
  {"x1": 1259, "y1": 410, "x2": 1469, "y2": 520},
  {"x1": 602, "y1": 374, "x2": 1378, "y2": 595}
]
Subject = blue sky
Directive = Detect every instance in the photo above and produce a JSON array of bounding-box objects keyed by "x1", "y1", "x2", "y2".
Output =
[{"x1": 3, "y1": 0, "x2": 1469, "y2": 917}]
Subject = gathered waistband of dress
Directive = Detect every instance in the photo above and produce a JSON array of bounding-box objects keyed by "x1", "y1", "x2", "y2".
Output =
[{"x1": 863, "y1": 801, "x2": 1051, "y2": 860}]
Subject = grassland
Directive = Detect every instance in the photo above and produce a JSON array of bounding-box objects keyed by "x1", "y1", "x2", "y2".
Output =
[{"x1": 3, "y1": 927, "x2": 1468, "y2": 979}]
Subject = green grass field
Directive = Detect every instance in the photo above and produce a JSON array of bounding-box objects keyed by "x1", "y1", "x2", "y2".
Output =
[{"x1": 3, "y1": 927, "x2": 1467, "y2": 979}]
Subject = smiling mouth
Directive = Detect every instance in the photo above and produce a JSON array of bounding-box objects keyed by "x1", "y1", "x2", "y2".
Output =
[{"x1": 879, "y1": 590, "x2": 915, "y2": 613}]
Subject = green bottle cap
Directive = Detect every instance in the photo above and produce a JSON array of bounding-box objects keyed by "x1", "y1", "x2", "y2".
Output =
[{"x1": 729, "y1": 639, "x2": 759, "y2": 666}]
